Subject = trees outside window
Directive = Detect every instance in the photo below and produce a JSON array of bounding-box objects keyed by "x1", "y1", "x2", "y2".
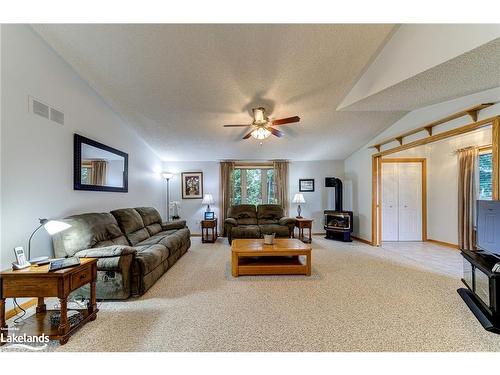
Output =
[
  {"x1": 231, "y1": 168, "x2": 276, "y2": 205},
  {"x1": 479, "y1": 151, "x2": 493, "y2": 200}
]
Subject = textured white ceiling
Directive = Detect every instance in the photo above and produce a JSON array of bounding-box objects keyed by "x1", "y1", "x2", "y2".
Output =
[
  {"x1": 341, "y1": 38, "x2": 500, "y2": 111},
  {"x1": 32, "y1": 24, "x2": 406, "y2": 161}
]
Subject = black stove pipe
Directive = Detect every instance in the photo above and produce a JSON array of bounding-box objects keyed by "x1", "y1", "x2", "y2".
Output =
[{"x1": 325, "y1": 177, "x2": 343, "y2": 212}]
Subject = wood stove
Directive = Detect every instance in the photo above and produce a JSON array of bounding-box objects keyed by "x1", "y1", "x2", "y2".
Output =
[{"x1": 324, "y1": 177, "x2": 353, "y2": 242}]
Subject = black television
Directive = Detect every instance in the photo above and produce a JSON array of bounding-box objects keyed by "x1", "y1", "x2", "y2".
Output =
[{"x1": 477, "y1": 200, "x2": 500, "y2": 257}]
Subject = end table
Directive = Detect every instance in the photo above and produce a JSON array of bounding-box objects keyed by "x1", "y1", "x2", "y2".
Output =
[
  {"x1": 295, "y1": 218, "x2": 313, "y2": 243},
  {"x1": 0, "y1": 258, "x2": 98, "y2": 346},
  {"x1": 201, "y1": 218, "x2": 218, "y2": 243}
]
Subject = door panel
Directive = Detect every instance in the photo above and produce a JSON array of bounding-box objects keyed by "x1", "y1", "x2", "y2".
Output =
[
  {"x1": 382, "y1": 163, "x2": 398, "y2": 241},
  {"x1": 398, "y1": 163, "x2": 422, "y2": 241},
  {"x1": 381, "y1": 161, "x2": 423, "y2": 242}
]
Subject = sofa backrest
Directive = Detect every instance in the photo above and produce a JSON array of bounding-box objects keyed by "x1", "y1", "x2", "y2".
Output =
[
  {"x1": 111, "y1": 208, "x2": 150, "y2": 245},
  {"x1": 134, "y1": 207, "x2": 163, "y2": 236},
  {"x1": 257, "y1": 204, "x2": 284, "y2": 224},
  {"x1": 227, "y1": 204, "x2": 258, "y2": 225},
  {"x1": 52, "y1": 212, "x2": 129, "y2": 258}
]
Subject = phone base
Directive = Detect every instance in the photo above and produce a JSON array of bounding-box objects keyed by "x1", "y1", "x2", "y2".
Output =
[{"x1": 12, "y1": 261, "x2": 31, "y2": 270}]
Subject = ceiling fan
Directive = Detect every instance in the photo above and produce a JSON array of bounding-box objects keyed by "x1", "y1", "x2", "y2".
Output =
[{"x1": 223, "y1": 107, "x2": 300, "y2": 140}]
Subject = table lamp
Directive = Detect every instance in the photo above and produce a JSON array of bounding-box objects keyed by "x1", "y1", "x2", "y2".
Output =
[
  {"x1": 292, "y1": 193, "x2": 306, "y2": 218},
  {"x1": 28, "y1": 218, "x2": 71, "y2": 264},
  {"x1": 202, "y1": 194, "x2": 214, "y2": 212}
]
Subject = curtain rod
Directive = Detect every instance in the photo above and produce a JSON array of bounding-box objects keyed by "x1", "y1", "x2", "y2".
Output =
[
  {"x1": 455, "y1": 144, "x2": 491, "y2": 154},
  {"x1": 219, "y1": 159, "x2": 290, "y2": 163}
]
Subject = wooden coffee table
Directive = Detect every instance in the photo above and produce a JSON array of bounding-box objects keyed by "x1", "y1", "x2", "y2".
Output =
[{"x1": 231, "y1": 238, "x2": 312, "y2": 277}]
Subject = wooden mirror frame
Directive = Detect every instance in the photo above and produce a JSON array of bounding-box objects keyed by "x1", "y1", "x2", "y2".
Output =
[{"x1": 73, "y1": 134, "x2": 129, "y2": 193}]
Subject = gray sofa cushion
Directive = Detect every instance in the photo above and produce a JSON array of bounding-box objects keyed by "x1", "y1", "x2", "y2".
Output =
[
  {"x1": 74, "y1": 246, "x2": 136, "y2": 272},
  {"x1": 259, "y1": 224, "x2": 290, "y2": 237},
  {"x1": 162, "y1": 220, "x2": 187, "y2": 231},
  {"x1": 257, "y1": 204, "x2": 285, "y2": 224},
  {"x1": 111, "y1": 208, "x2": 150, "y2": 245},
  {"x1": 136, "y1": 227, "x2": 190, "y2": 252},
  {"x1": 135, "y1": 207, "x2": 163, "y2": 236},
  {"x1": 230, "y1": 225, "x2": 261, "y2": 239},
  {"x1": 134, "y1": 244, "x2": 170, "y2": 275},
  {"x1": 74, "y1": 245, "x2": 136, "y2": 259},
  {"x1": 52, "y1": 213, "x2": 129, "y2": 258},
  {"x1": 227, "y1": 205, "x2": 258, "y2": 225}
]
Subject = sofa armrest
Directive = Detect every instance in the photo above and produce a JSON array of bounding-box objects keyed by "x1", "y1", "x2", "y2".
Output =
[
  {"x1": 279, "y1": 217, "x2": 296, "y2": 226},
  {"x1": 225, "y1": 218, "x2": 237, "y2": 227},
  {"x1": 74, "y1": 245, "x2": 136, "y2": 259},
  {"x1": 161, "y1": 220, "x2": 187, "y2": 231}
]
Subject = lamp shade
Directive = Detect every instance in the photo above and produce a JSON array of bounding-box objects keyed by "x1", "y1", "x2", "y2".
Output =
[
  {"x1": 202, "y1": 194, "x2": 214, "y2": 205},
  {"x1": 161, "y1": 172, "x2": 174, "y2": 180},
  {"x1": 41, "y1": 219, "x2": 71, "y2": 235},
  {"x1": 292, "y1": 193, "x2": 306, "y2": 204},
  {"x1": 251, "y1": 127, "x2": 271, "y2": 140}
]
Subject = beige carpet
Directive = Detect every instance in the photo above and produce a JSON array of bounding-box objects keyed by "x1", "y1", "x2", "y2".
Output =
[{"x1": 3, "y1": 236, "x2": 500, "y2": 351}]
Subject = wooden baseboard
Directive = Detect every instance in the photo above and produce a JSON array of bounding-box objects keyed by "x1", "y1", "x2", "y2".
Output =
[
  {"x1": 426, "y1": 239, "x2": 460, "y2": 250},
  {"x1": 351, "y1": 235, "x2": 374, "y2": 246},
  {"x1": 5, "y1": 298, "x2": 37, "y2": 320}
]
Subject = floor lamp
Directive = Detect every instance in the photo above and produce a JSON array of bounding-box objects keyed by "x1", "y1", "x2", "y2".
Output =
[{"x1": 162, "y1": 172, "x2": 174, "y2": 222}]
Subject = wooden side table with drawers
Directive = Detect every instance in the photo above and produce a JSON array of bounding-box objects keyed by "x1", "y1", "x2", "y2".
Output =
[
  {"x1": 0, "y1": 258, "x2": 98, "y2": 345},
  {"x1": 201, "y1": 218, "x2": 218, "y2": 243}
]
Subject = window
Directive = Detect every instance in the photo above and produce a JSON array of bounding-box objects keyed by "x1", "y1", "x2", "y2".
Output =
[
  {"x1": 479, "y1": 151, "x2": 493, "y2": 200},
  {"x1": 231, "y1": 167, "x2": 276, "y2": 205},
  {"x1": 81, "y1": 164, "x2": 92, "y2": 184}
]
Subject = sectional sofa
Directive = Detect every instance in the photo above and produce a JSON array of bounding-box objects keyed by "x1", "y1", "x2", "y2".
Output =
[
  {"x1": 52, "y1": 207, "x2": 191, "y2": 299},
  {"x1": 224, "y1": 204, "x2": 296, "y2": 244}
]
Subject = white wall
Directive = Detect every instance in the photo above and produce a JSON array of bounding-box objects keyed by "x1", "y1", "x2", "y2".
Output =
[
  {"x1": 161, "y1": 161, "x2": 220, "y2": 234},
  {"x1": 289, "y1": 161, "x2": 344, "y2": 233},
  {"x1": 344, "y1": 87, "x2": 500, "y2": 242},
  {"x1": 0, "y1": 25, "x2": 164, "y2": 272},
  {"x1": 162, "y1": 160, "x2": 344, "y2": 234}
]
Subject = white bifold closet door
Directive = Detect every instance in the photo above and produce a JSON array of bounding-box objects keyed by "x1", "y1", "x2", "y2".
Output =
[{"x1": 381, "y1": 162, "x2": 422, "y2": 242}]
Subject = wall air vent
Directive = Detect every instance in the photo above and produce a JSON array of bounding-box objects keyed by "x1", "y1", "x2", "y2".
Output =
[
  {"x1": 29, "y1": 96, "x2": 64, "y2": 125},
  {"x1": 50, "y1": 107, "x2": 64, "y2": 125},
  {"x1": 32, "y1": 98, "x2": 49, "y2": 120}
]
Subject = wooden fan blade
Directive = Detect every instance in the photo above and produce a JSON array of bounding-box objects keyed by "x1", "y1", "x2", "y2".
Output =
[
  {"x1": 269, "y1": 127, "x2": 284, "y2": 138},
  {"x1": 223, "y1": 124, "x2": 251, "y2": 127},
  {"x1": 272, "y1": 116, "x2": 300, "y2": 126},
  {"x1": 243, "y1": 130, "x2": 254, "y2": 139}
]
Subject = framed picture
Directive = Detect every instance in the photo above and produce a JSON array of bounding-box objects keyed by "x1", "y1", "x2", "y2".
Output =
[
  {"x1": 182, "y1": 172, "x2": 203, "y2": 199},
  {"x1": 204, "y1": 211, "x2": 215, "y2": 220},
  {"x1": 299, "y1": 178, "x2": 315, "y2": 192}
]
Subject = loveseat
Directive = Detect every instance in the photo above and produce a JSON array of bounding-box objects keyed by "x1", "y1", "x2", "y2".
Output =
[
  {"x1": 52, "y1": 207, "x2": 190, "y2": 299},
  {"x1": 224, "y1": 204, "x2": 296, "y2": 244}
]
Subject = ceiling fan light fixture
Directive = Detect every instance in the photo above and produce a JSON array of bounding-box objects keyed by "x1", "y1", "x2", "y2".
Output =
[
  {"x1": 251, "y1": 127, "x2": 271, "y2": 140},
  {"x1": 252, "y1": 107, "x2": 266, "y2": 124}
]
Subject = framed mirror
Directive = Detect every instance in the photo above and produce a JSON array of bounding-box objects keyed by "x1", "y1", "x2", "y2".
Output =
[{"x1": 74, "y1": 134, "x2": 128, "y2": 192}]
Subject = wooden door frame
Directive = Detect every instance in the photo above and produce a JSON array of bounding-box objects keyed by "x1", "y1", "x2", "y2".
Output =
[
  {"x1": 371, "y1": 115, "x2": 500, "y2": 246},
  {"x1": 379, "y1": 158, "x2": 427, "y2": 243}
]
